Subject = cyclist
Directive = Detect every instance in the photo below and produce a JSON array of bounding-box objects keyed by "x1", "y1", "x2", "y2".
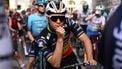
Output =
[
  {"x1": 86, "y1": 6, "x2": 106, "y2": 35},
  {"x1": 15, "y1": 9, "x2": 29, "y2": 56},
  {"x1": 9, "y1": 9, "x2": 25, "y2": 69},
  {"x1": 78, "y1": 2, "x2": 91, "y2": 33},
  {"x1": 84, "y1": 6, "x2": 105, "y2": 61},
  {"x1": 19, "y1": 10, "x2": 29, "y2": 56},
  {"x1": 37, "y1": 1, "x2": 97, "y2": 69},
  {"x1": 26, "y1": 0, "x2": 48, "y2": 69},
  {"x1": 72, "y1": 10, "x2": 79, "y2": 25}
]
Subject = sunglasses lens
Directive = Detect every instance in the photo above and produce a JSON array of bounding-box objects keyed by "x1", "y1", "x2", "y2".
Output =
[
  {"x1": 50, "y1": 16, "x2": 58, "y2": 22},
  {"x1": 39, "y1": 5, "x2": 44, "y2": 7},
  {"x1": 38, "y1": 4, "x2": 45, "y2": 7},
  {"x1": 50, "y1": 16, "x2": 65, "y2": 22},
  {"x1": 59, "y1": 16, "x2": 65, "y2": 22}
]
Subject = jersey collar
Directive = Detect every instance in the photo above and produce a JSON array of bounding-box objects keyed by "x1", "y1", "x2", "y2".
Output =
[{"x1": 47, "y1": 26, "x2": 55, "y2": 34}]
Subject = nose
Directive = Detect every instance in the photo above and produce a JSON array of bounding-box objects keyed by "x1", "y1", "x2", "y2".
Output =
[{"x1": 56, "y1": 18, "x2": 61, "y2": 24}]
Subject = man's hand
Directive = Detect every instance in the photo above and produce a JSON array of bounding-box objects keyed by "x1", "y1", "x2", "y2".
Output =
[
  {"x1": 12, "y1": 29, "x2": 18, "y2": 33},
  {"x1": 56, "y1": 26, "x2": 65, "y2": 39},
  {"x1": 86, "y1": 58, "x2": 97, "y2": 65},
  {"x1": 32, "y1": 40, "x2": 38, "y2": 46}
]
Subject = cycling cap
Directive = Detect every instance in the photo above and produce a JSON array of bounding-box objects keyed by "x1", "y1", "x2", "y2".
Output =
[{"x1": 46, "y1": 1, "x2": 67, "y2": 15}]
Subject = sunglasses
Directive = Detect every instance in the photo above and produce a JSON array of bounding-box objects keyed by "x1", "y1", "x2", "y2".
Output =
[
  {"x1": 37, "y1": 3, "x2": 47, "y2": 7},
  {"x1": 38, "y1": 4, "x2": 45, "y2": 7},
  {"x1": 49, "y1": 15, "x2": 65, "y2": 22}
]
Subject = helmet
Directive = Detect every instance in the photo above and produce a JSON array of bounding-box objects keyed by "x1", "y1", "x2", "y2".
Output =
[
  {"x1": 34, "y1": 0, "x2": 47, "y2": 7},
  {"x1": 83, "y1": 3, "x2": 89, "y2": 11},
  {"x1": 95, "y1": 5, "x2": 105, "y2": 15},
  {"x1": 46, "y1": 1, "x2": 67, "y2": 15},
  {"x1": 96, "y1": 5, "x2": 104, "y2": 10}
]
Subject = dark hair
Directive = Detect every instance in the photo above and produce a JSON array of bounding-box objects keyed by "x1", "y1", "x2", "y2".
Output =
[
  {"x1": 83, "y1": 4, "x2": 89, "y2": 12},
  {"x1": 9, "y1": 10, "x2": 13, "y2": 17},
  {"x1": 17, "y1": 5, "x2": 21, "y2": 10},
  {"x1": 26, "y1": 8, "x2": 31, "y2": 12},
  {"x1": 21, "y1": 10, "x2": 26, "y2": 15}
]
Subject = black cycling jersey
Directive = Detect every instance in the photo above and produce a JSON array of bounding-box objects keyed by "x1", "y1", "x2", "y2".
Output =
[
  {"x1": 103, "y1": 3, "x2": 122, "y2": 69},
  {"x1": 37, "y1": 18, "x2": 84, "y2": 68}
]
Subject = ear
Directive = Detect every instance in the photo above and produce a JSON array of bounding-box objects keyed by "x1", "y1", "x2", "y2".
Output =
[{"x1": 46, "y1": 16, "x2": 50, "y2": 22}]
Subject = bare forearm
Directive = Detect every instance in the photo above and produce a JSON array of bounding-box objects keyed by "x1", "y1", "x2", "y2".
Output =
[
  {"x1": 17, "y1": 22, "x2": 22, "y2": 30},
  {"x1": 85, "y1": 14, "x2": 95, "y2": 21},
  {"x1": 49, "y1": 38, "x2": 63, "y2": 68},
  {"x1": 101, "y1": 25, "x2": 105, "y2": 30},
  {"x1": 9, "y1": 27, "x2": 15, "y2": 32},
  {"x1": 83, "y1": 37, "x2": 93, "y2": 59},
  {"x1": 79, "y1": 34, "x2": 93, "y2": 59},
  {"x1": 27, "y1": 32, "x2": 35, "y2": 42}
]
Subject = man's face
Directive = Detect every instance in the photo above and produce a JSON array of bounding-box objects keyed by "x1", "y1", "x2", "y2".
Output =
[
  {"x1": 37, "y1": 4, "x2": 45, "y2": 13},
  {"x1": 95, "y1": 9, "x2": 102, "y2": 15},
  {"x1": 48, "y1": 14, "x2": 65, "y2": 30},
  {"x1": 95, "y1": 9, "x2": 102, "y2": 17}
]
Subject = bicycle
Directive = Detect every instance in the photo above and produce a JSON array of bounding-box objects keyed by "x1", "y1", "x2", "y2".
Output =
[
  {"x1": 33, "y1": 56, "x2": 40, "y2": 69},
  {"x1": 75, "y1": 40, "x2": 84, "y2": 58},
  {"x1": 90, "y1": 32, "x2": 102, "y2": 61},
  {"x1": 33, "y1": 50, "x2": 46, "y2": 69},
  {"x1": 70, "y1": 37, "x2": 84, "y2": 58}
]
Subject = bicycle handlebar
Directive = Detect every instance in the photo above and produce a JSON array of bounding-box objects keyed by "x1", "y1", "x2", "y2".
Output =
[{"x1": 60, "y1": 63, "x2": 88, "y2": 69}]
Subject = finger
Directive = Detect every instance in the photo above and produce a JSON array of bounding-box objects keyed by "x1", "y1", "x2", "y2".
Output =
[{"x1": 89, "y1": 60, "x2": 97, "y2": 65}]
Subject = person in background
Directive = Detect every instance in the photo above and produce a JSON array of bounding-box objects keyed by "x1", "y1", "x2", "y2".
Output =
[
  {"x1": 9, "y1": 10, "x2": 25, "y2": 69},
  {"x1": 78, "y1": 2, "x2": 91, "y2": 33},
  {"x1": 26, "y1": 1, "x2": 48, "y2": 69},
  {"x1": 20, "y1": 10, "x2": 28, "y2": 56},
  {"x1": 75, "y1": 3, "x2": 91, "y2": 63},
  {"x1": 86, "y1": 5, "x2": 106, "y2": 38},
  {"x1": 26, "y1": 8, "x2": 31, "y2": 16},
  {"x1": 17, "y1": 5, "x2": 22, "y2": 13},
  {"x1": 83, "y1": 5, "x2": 106, "y2": 64}
]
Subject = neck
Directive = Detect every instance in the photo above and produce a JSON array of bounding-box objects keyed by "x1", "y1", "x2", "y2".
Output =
[
  {"x1": 48, "y1": 25, "x2": 55, "y2": 33},
  {"x1": 36, "y1": 12, "x2": 43, "y2": 16}
]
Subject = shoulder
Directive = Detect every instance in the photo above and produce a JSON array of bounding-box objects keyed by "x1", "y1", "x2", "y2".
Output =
[
  {"x1": 28, "y1": 14, "x2": 36, "y2": 18},
  {"x1": 37, "y1": 28, "x2": 48, "y2": 47},
  {"x1": 64, "y1": 18, "x2": 72, "y2": 26},
  {"x1": 100, "y1": 16, "x2": 105, "y2": 20},
  {"x1": 43, "y1": 14, "x2": 47, "y2": 17},
  {"x1": 41, "y1": 14, "x2": 47, "y2": 19},
  {"x1": 64, "y1": 18, "x2": 79, "y2": 30},
  {"x1": 39, "y1": 27, "x2": 48, "y2": 36},
  {"x1": 28, "y1": 14, "x2": 37, "y2": 20},
  {"x1": 38, "y1": 27, "x2": 51, "y2": 41}
]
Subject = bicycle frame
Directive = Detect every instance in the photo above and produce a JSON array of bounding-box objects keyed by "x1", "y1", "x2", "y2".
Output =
[{"x1": 33, "y1": 50, "x2": 46, "y2": 69}]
